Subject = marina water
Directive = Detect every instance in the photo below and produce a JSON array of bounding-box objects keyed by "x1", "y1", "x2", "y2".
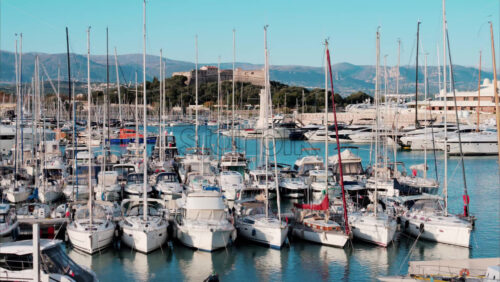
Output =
[{"x1": 64, "y1": 125, "x2": 499, "y2": 281}]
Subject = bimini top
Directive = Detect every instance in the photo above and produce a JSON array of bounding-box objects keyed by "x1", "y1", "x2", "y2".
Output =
[
  {"x1": 328, "y1": 149, "x2": 362, "y2": 164},
  {"x1": 0, "y1": 240, "x2": 61, "y2": 256}
]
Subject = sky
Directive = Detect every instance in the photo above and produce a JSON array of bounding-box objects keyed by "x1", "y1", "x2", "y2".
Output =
[{"x1": 1, "y1": 0, "x2": 499, "y2": 68}]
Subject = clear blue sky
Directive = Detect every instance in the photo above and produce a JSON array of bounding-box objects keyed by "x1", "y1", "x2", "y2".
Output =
[{"x1": 2, "y1": 0, "x2": 499, "y2": 68}]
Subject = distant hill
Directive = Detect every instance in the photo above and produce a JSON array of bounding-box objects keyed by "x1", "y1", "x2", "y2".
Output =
[{"x1": 0, "y1": 51, "x2": 491, "y2": 96}]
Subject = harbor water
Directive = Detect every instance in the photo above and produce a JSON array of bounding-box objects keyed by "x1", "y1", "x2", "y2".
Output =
[{"x1": 66, "y1": 125, "x2": 500, "y2": 281}]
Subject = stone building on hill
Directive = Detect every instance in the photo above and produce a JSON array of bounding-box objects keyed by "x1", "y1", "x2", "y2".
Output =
[{"x1": 172, "y1": 66, "x2": 265, "y2": 87}]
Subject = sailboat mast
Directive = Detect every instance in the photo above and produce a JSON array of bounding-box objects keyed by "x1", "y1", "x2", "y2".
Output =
[
  {"x1": 442, "y1": 0, "x2": 448, "y2": 216},
  {"x1": 477, "y1": 51, "x2": 481, "y2": 133},
  {"x1": 114, "y1": 47, "x2": 122, "y2": 126},
  {"x1": 159, "y1": 49, "x2": 164, "y2": 163},
  {"x1": 324, "y1": 42, "x2": 328, "y2": 199},
  {"x1": 374, "y1": 28, "x2": 380, "y2": 217},
  {"x1": 326, "y1": 41, "x2": 350, "y2": 235},
  {"x1": 231, "y1": 29, "x2": 236, "y2": 150},
  {"x1": 415, "y1": 21, "x2": 421, "y2": 128},
  {"x1": 263, "y1": 25, "x2": 269, "y2": 219},
  {"x1": 194, "y1": 35, "x2": 199, "y2": 149},
  {"x1": 57, "y1": 66, "x2": 60, "y2": 130},
  {"x1": 87, "y1": 27, "x2": 93, "y2": 225},
  {"x1": 217, "y1": 56, "x2": 221, "y2": 159},
  {"x1": 106, "y1": 28, "x2": 110, "y2": 149},
  {"x1": 424, "y1": 53, "x2": 428, "y2": 179},
  {"x1": 135, "y1": 72, "x2": 139, "y2": 157},
  {"x1": 142, "y1": 0, "x2": 148, "y2": 222},
  {"x1": 489, "y1": 22, "x2": 500, "y2": 161}
]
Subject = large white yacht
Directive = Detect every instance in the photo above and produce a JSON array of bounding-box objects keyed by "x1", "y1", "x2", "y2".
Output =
[
  {"x1": 0, "y1": 239, "x2": 98, "y2": 281},
  {"x1": 174, "y1": 190, "x2": 236, "y2": 251}
]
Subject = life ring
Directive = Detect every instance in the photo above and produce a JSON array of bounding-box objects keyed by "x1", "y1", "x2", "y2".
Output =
[
  {"x1": 419, "y1": 223, "x2": 424, "y2": 233},
  {"x1": 459, "y1": 268, "x2": 470, "y2": 276}
]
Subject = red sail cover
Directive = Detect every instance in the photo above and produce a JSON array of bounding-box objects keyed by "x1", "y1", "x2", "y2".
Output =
[{"x1": 294, "y1": 195, "x2": 329, "y2": 211}]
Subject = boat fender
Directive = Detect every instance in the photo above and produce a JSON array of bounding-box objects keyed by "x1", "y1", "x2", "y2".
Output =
[
  {"x1": 396, "y1": 217, "x2": 401, "y2": 225},
  {"x1": 419, "y1": 223, "x2": 424, "y2": 233},
  {"x1": 404, "y1": 220, "x2": 409, "y2": 230},
  {"x1": 459, "y1": 268, "x2": 470, "y2": 277},
  {"x1": 252, "y1": 229, "x2": 256, "y2": 236},
  {"x1": 231, "y1": 230, "x2": 237, "y2": 242}
]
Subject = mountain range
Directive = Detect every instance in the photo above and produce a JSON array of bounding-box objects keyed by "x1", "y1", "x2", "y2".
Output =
[{"x1": 0, "y1": 51, "x2": 491, "y2": 96}]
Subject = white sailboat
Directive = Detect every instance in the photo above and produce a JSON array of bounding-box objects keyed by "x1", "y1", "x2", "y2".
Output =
[
  {"x1": 67, "y1": 28, "x2": 115, "y2": 254},
  {"x1": 235, "y1": 26, "x2": 289, "y2": 249},
  {"x1": 292, "y1": 40, "x2": 349, "y2": 248},
  {"x1": 119, "y1": 1, "x2": 168, "y2": 253},
  {"x1": 349, "y1": 29, "x2": 397, "y2": 247},
  {"x1": 400, "y1": 2, "x2": 472, "y2": 248}
]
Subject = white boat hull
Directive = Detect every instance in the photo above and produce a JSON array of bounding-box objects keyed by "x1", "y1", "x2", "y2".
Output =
[
  {"x1": 5, "y1": 190, "x2": 31, "y2": 203},
  {"x1": 39, "y1": 190, "x2": 63, "y2": 203},
  {"x1": 122, "y1": 223, "x2": 168, "y2": 253},
  {"x1": 67, "y1": 224, "x2": 114, "y2": 254},
  {"x1": 349, "y1": 214, "x2": 397, "y2": 247},
  {"x1": 236, "y1": 222, "x2": 288, "y2": 249},
  {"x1": 292, "y1": 225, "x2": 348, "y2": 248},
  {"x1": 401, "y1": 216, "x2": 471, "y2": 247},
  {"x1": 175, "y1": 224, "x2": 235, "y2": 252}
]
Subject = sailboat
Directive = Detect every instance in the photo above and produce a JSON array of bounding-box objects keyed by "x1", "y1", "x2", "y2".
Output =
[
  {"x1": 292, "y1": 40, "x2": 349, "y2": 248},
  {"x1": 399, "y1": 1, "x2": 472, "y2": 247},
  {"x1": 67, "y1": 27, "x2": 115, "y2": 254},
  {"x1": 235, "y1": 26, "x2": 289, "y2": 249},
  {"x1": 119, "y1": 1, "x2": 169, "y2": 253}
]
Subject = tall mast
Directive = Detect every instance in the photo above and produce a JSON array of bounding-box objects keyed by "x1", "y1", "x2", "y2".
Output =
[
  {"x1": 142, "y1": 0, "x2": 148, "y2": 221},
  {"x1": 231, "y1": 29, "x2": 236, "y2": 150},
  {"x1": 19, "y1": 33, "x2": 23, "y2": 165},
  {"x1": 326, "y1": 40, "x2": 350, "y2": 235},
  {"x1": 159, "y1": 49, "x2": 164, "y2": 162},
  {"x1": 194, "y1": 35, "x2": 199, "y2": 149},
  {"x1": 87, "y1": 27, "x2": 93, "y2": 225},
  {"x1": 324, "y1": 41, "x2": 328, "y2": 202},
  {"x1": 114, "y1": 47, "x2": 122, "y2": 126},
  {"x1": 489, "y1": 22, "x2": 500, "y2": 161},
  {"x1": 217, "y1": 56, "x2": 221, "y2": 159},
  {"x1": 396, "y1": 39, "x2": 401, "y2": 99},
  {"x1": 57, "y1": 66, "x2": 60, "y2": 130},
  {"x1": 14, "y1": 38, "x2": 19, "y2": 188},
  {"x1": 476, "y1": 52, "x2": 481, "y2": 133},
  {"x1": 442, "y1": 0, "x2": 448, "y2": 216},
  {"x1": 424, "y1": 53, "x2": 428, "y2": 179},
  {"x1": 415, "y1": 21, "x2": 421, "y2": 128},
  {"x1": 263, "y1": 25, "x2": 269, "y2": 219},
  {"x1": 106, "y1": 28, "x2": 110, "y2": 149},
  {"x1": 374, "y1": 28, "x2": 380, "y2": 217},
  {"x1": 135, "y1": 72, "x2": 139, "y2": 157}
]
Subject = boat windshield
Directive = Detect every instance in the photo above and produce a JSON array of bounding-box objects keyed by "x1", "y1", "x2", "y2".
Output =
[
  {"x1": 41, "y1": 245, "x2": 94, "y2": 282},
  {"x1": 127, "y1": 174, "x2": 144, "y2": 184},
  {"x1": 157, "y1": 173, "x2": 177, "y2": 183},
  {"x1": 410, "y1": 199, "x2": 443, "y2": 213},
  {"x1": 126, "y1": 205, "x2": 160, "y2": 217},
  {"x1": 114, "y1": 166, "x2": 135, "y2": 179}
]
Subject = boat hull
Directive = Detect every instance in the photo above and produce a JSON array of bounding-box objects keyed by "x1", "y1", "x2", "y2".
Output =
[
  {"x1": 292, "y1": 225, "x2": 348, "y2": 248},
  {"x1": 67, "y1": 225, "x2": 114, "y2": 254},
  {"x1": 175, "y1": 224, "x2": 235, "y2": 252},
  {"x1": 121, "y1": 224, "x2": 168, "y2": 253}
]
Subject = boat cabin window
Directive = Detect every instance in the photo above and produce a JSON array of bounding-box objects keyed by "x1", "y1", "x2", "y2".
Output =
[
  {"x1": 44, "y1": 169, "x2": 62, "y2": 179},
  {"x1": 127, "y1": 174, "x2": 144, "y2": 184},
  {"x1": 127, "y1": 206, "x2": 160, "y2": 217},
  {"x1": 0, "y1": 253, "x2": 33, "y2": 271},
  {"x1": 312, "y1": 175, "x2": 333, "y2": 183},
  {"x1": 114, "y1": 166, "x2": 136, "y2": 179},
  {"x1": 255, "y1": 174, "x2": 273, "y2": 184},
  {"x1": 42, "y1": 246, "x2": 93, "y2": 282},
  {"x1": 157, "y1": 173, "x2": 177, "y2": 183},
  {"x1": 334, "y1": 163, "x2": 363, "y2": 175}
]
